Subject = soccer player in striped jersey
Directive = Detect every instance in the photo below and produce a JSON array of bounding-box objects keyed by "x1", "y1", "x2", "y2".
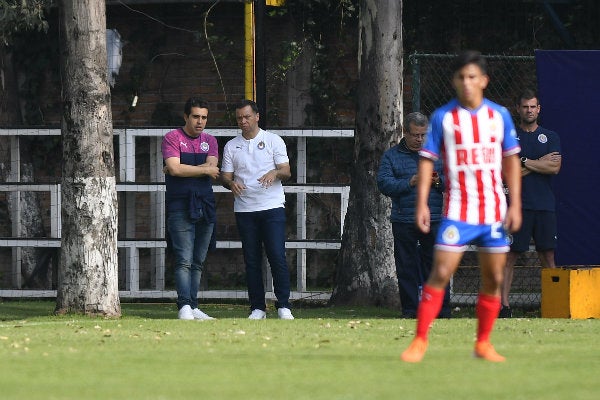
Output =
[{"x1": 401, "y1": 51, "x2": 522, "y2": 362}]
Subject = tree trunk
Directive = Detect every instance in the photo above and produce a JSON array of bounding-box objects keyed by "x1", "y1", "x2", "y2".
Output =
[
  {"x1": 55, "y1": 0, "x2": 120, "y2": 316},
  {"x1": 330, "y1": 0, "x2": 403, "y2": 308}
]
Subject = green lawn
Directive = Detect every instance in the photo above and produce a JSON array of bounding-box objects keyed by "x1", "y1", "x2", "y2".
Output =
[{"x1": 1, "y1": 300, "x2": 598, "y2": 400}]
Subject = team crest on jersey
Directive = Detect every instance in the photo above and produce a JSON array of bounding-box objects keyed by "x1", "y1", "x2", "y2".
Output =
[
  {"x1": 537, "y1": 134, "x2": 548, "y2": 143},
  {"x1": 442, "y1": 225, "x2": 460, "y2": 244},
  {"x1": 200, "y1": 141, "x2": 210, "y2": 152},
  {"x1": 257, "y1": 141, "x2": 265, "y2": 150}
]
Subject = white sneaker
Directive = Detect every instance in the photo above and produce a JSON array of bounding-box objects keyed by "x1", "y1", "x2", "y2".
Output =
[
  {"x1": 178, "y1": 305, "x2": 194, "y2": 320},
  {"x1": 277, "y1": 307, "x2": 294, "y2": 320},
  {"x1": 192, "y1": 308, "x2": 215, "y2": 320},
  {"x1": 248, "y1": 309, "x2": 267, "y2": 320}
]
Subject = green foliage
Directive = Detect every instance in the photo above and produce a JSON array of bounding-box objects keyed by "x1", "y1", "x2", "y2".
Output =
[
  {"x1": 267, "y1": 0, "x2": 358, "y2": 126},
  {"x1": 0, "y1": 0, "x2": 53, "y2": 46},
  {"x1": 285, "y1": 0, "x2": 357, "y2": 33},
  {"x1": 272, "y1": 40, "x2": 304, "y2": 82},
  {"x1": 1, "y1": 1, "x2": 58, "y2": 126},
  {"x1": 1, "y1": 301, "x2": 600, "y2": 400},
  {"x1": 10, "y1": 27, "x2": 60, "y2": 125}
]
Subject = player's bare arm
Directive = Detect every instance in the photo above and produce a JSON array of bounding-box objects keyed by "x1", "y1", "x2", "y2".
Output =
[
  {"x1": 523, "y1": 151, "x2": 561, "y2": 175},
  {"x1": 502, "y1": 154, "x2": 522, "y2": 233},
  {"x1": 415, "y1": 158, "x2": 434, "y2": 233},
  {"x1": 164, "y1": 156, "x2": 220, "y2": 179}
]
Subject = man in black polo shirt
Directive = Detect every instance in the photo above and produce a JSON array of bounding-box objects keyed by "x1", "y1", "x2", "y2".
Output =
[{"x1": 500, "y1": 89, "x2": 562, "y2": 318}]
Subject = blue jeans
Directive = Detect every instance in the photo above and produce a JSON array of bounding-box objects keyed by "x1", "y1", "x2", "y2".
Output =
[
  {"x1": 168, "y1": 210, "x2": 214, "y2": 310},
  {"x1": 235, "y1": 207, "x2": 291, "y2": 311},
  {"x1": 392, "y1": 221, "x2": 450, "y2": 317}
]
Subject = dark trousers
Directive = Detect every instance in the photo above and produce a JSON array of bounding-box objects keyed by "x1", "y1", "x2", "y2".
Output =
[
  {"x1": 392, "y1": 221, "x2": 451, "y2": 317},
  {"x1": 235, "y1": 207, "x2": 291, "y2": 311}
]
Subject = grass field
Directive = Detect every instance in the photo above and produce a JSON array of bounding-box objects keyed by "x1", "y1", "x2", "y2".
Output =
[{"x1": 1, "y1": 300, "x2": 599, "y2": 400}]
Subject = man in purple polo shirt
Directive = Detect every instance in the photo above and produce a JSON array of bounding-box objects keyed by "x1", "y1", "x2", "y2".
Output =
[{"x1": 162, "y1": 97, "x2": 220, "y2": 320}]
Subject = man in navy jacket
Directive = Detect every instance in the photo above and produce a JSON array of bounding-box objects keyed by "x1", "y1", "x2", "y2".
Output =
[{"x1": 377, "y1": 112, "x2": 451, "y2": 318}]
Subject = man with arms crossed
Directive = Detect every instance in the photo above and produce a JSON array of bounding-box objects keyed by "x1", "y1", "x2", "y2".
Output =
[
  {"x1": 162, "y1": 97, "x2": 220, "y2": 320},
  {"x1": 500, "y1": 89, "x2": 561, "y2": 318}
]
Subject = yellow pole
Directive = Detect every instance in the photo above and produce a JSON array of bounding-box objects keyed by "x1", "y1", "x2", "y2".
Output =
[{"x1": 244, "y1": 1, "x2": 255, "y2": 101}]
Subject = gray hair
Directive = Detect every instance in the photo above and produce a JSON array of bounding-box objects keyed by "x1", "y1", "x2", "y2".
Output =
[{"x1": 403, "y1": 112, "x2": 428, "y2": 132}]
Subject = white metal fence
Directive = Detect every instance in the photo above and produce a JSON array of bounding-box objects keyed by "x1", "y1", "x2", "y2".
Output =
[{"x1": 0, "y1": 127, "x2": 352, "y2": 300}]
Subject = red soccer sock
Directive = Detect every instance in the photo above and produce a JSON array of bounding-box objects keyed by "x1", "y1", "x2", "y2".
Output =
[
  {"x1": 415, "y1": 285, "x2": 445, "y2": 340},
  {"x1": 476, "y1": 293, "x2": 502, "y2": 343}
]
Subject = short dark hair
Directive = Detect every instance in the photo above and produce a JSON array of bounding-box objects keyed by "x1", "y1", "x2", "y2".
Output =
[
  {"x1": 235, "y1": 99, "x2": 259, "y2": 114},
  {"x1": 517, "y1": 89, "x2": 538, "y2": 105},
  {"x1": 184, "y1": 97, "x2": 209, "y2": 116},
  {"x1": 451, "y1": 50, "x2": 487, "y2": 76},
  {"x1": 404, "y1": 112, "x2": 428, "y2": 133}
]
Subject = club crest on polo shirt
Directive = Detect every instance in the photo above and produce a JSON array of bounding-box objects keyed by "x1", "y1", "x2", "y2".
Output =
[
  {"x1": 537, "y1": 133, "x2": 548, "y2": 143},
  {"x1": 257, "y1": 141, "x2": 265, "y2": 150},
  {"x1": 442, "y1": 224, "x2": 460, "y2": 244},
  {"x1": 200, "y1": 141, "x2": 210, "y2": 152}
]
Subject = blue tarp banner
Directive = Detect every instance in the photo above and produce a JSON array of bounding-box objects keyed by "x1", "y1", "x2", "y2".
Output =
[{"x1": 535, "y1": 50, "x2": 600, "y2": 265}]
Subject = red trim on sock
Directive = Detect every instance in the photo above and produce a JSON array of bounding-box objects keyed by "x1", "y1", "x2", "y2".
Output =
[
  {"x1": 476, "y1": 293, "x2": 501, "y2": 343},
  {"x1": 415, "y1": 285, "x2": 445, "y2": 340}
]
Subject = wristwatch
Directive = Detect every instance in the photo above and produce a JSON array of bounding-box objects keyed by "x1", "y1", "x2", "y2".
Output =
[{"x1": 520, "y1": 157, "x2": 528, "y2": 167}]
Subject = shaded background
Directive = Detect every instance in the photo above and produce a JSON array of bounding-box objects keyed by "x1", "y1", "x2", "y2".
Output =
[{"x1": 536, "y1": 50, "x2": 600, "y2": 265}]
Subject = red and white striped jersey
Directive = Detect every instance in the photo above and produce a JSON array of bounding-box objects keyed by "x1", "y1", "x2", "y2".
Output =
[{"x1": 420, "y1": 98, "x2": 520, "y2": 225}]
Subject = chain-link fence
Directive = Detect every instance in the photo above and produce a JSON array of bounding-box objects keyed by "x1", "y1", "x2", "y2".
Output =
[
  {"x1": 408, "y1": 53, "x2": 541, "y2": 309},
  {"x1": 408, "y1": 53, "x2": 537, "y2": 117}
]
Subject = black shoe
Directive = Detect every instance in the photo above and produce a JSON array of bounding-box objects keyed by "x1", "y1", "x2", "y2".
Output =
[{"x1": 498, "y1": 305, "x2": 512, "y2": 318}]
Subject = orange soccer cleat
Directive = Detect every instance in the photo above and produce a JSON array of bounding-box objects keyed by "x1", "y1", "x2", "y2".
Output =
[
  {"x1": 401, "y1": 337, "x2": 428, "y2": 363},
  {"x1": 473, "y1": 341, "x2": 506, "y2": 362}
]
